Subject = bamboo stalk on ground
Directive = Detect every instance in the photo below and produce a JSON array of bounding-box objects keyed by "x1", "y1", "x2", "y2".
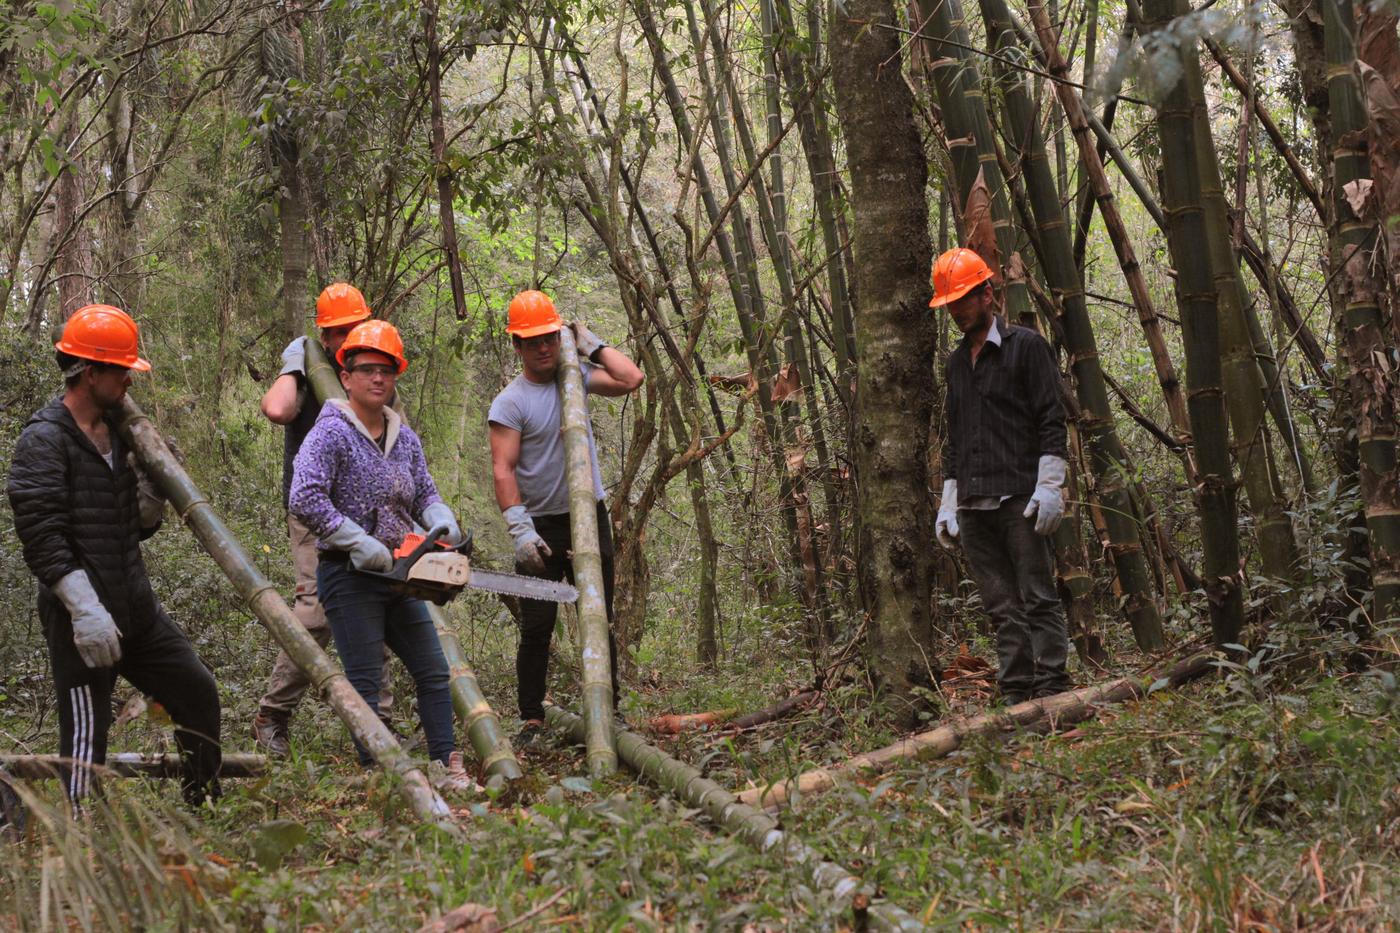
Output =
[
  {"x1": 304, "y1": 338, "x2": 523, "y2": 782},
  {"x1": 736, "y1": 653, "x2": 1213, "y2": 810},
  {"x1": 557, "y1": 325, "x2": 616, "y2": 778},
  {"x1": 115, "y1": 398, "x2": 456, "y2": 830},
  {"x1": 0, "y1": 754, "x2": 267, "y2": 780},
  {"x1": 544, "y1": 704, "x2": 924, "y2": 932}
]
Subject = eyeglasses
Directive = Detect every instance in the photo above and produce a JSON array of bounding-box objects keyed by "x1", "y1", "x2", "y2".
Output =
[{"x1": 349, "y1": 364, "x2": 398, "y2": 378}]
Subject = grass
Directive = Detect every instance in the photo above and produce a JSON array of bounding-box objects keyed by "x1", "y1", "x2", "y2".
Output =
[{"x1": 2, "y1": 592, "x2": 1398, "y2": 929}]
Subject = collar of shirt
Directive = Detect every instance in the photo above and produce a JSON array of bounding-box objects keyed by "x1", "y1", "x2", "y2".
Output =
[{"x1": 957, "y1": 315, "x2": 1005, "y2": 361}]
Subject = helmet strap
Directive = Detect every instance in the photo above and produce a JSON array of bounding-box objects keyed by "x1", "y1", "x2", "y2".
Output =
[{"x1": 61, "y1": 359, "x2": 90, "y2": 379}]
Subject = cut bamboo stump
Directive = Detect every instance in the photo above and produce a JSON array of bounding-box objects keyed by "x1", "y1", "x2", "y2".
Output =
[
  {"x1": 0, "y1": 753, "x2": 267, "y2": 780},
  {"x1": 546, "y1": 704, "x2": 924, "y2": 932},
  {"x1": 304, "y1": 338, "x2": 523, "y2": 783},
  {"x1": 556, "y1": 326, "x2": 616, "y2": 778},
  {"x1": 116, "y1": 398, "x2": 457, "y2": 832},
  {"x1": 737, "y1": 654, "x2": 1214, "y2": 810}
]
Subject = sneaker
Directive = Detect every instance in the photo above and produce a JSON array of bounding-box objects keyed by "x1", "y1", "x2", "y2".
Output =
[
  {"x1": 251, "y1": 709, "x2": 291, "y2": 758},
  {"x1": 516, "y1": 719, "x2": 547, "y2": 749},
  {"x1": 430, "y1": 751, "x2": 482, "y2": 794}
]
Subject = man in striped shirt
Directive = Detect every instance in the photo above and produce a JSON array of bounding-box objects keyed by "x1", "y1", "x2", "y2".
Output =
[{"x1": 931, "y1": 249, "x2": 1071, "y2": 704}]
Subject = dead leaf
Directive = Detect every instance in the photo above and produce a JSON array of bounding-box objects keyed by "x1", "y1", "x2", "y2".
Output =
[
  {"x1": 960, "y1": 168, "x2": 1003, "y2": 285},
  {"x1": 113, "y1": 694, "x2": 147, "y2": 731},
  {"x1": 1343, "y1": 178, "x2": 1375, "y2": 218},
  {"x1": 416, "y1": 903, "x2": 500, "y2": 933},
  {"x1": 770, "y1": 362, "x2": 802, "y2": 402}
]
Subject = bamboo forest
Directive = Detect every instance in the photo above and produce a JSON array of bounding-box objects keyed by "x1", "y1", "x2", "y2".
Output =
[{"x1": 2, "y1": 0, "x2": 1400, "y2": 925}]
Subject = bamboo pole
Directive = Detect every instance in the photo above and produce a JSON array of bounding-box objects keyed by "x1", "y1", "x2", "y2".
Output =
[
  {"x1": 556, "y1": 325, "x2": 616, "y2": 777},
  {"x1": 544, "y1": 705, "x2": 925, "y2": 932},
  {"x1": 114, "y1": 398, "x2": 456, "y2": 830},
  {"x1": 737, "y1": 653, "x2": 1213, "y2": 810},
  {"x1": 0, "y1": 753, "x2": 266, "y2": 780},
  {"x1": 304, "y1": 338, "x2": 524, "y2": 783}
]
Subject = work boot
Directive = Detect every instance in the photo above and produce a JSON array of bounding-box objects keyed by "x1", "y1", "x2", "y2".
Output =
[
  {"x1": 516, "y1": 719, "x2": 547, "y2": 749},
  {"x1": 429, "y1": 751, "x2": 482, "y2": 795},
  {"x1": 251, "y1": 708, "x2": 291, "y2": 758}
]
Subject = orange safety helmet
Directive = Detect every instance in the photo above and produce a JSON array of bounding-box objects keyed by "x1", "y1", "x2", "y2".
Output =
[
  {"x1": 336, "y1": 319, "x2": 408, "y2": 374},
  {"x1": 55, "y1": 304, "x2": 152, "y2": 372},
  {"x1": 506, "y1": 290, "x2": 563, "y2": 338},
  {"x1": 928, "y1": 248, "x2": 994, "y2": 308},
  {"x1": 316, "y1": 283, "x2": 372, "y2": 328}
]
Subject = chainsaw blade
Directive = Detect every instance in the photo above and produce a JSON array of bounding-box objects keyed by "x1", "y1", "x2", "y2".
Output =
[{"x1": 468, "y1": 568, "x2": 578, "y2": 603}]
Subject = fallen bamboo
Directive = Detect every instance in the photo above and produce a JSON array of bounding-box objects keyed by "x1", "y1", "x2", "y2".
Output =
[
  {"x1": 116, "y1": 398, "x2": 456, "y2": 831},
  {"x1": 545, "y1": 704, "x2": 924, "y2": 932},
  {"x1": 736, "y1": 653, "x2": 1214, "y2": 810},
  {"x1": 556, "y1": 325, "x2": 616, "y2": 778},
  {"x1": 0, "y1": 753, "x2": 267, "y2": 780},
  {"x1": 304, "y1": 338, "x2": 523, "y2": 783},
  {"x1": 649, "y1": 690, "x2": 821, "y2": 735}
]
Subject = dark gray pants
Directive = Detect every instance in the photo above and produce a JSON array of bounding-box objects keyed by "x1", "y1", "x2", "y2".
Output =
[{"x1": 959, "y1": 494, "x2": 1070, "y2": 699}]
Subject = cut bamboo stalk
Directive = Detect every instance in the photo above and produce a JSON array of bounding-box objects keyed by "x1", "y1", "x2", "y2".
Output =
[
  {"x1": 545, "y1": 704, "x2": 925, "y2": 932},
  {"x1": 556, "y1": 325, "x2": 616, "y2": 777},
  {"x1": 115, "y1": 398, "x2": 456, "y2": 830},
  {"x1": 736, "y1": 654, "x2": 1213, "y2": 810},
  {"x1": 0, "y1": 753, "x2": 267, "y2": 780},
  {"x1": 304, "y1": 338, "x2": 523, "y2": 783}
]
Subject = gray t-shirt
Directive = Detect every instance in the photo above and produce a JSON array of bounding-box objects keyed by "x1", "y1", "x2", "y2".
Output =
[{"x1": 487, "y1": 364, "x2": 606, "y2": 516}]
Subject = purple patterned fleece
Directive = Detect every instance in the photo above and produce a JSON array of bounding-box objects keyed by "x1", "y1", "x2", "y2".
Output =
[{"x1": 289, "y1": 401, "x2": 442, "y2": 551}]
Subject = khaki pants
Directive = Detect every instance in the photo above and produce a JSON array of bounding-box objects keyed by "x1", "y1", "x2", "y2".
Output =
[{"x1": 258, "y1": 513, "x2": 393, "y2": 715}]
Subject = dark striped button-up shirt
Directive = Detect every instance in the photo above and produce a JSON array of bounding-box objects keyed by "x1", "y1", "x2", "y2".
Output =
[{"x1": 942, "y1": 317, "x2": 1067, "y2": 503}]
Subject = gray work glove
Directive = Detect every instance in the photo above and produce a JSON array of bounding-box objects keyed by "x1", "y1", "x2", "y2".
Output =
[
  {"x1": 325, "y1": 517, "x2": 394, "y2": 572},
  {"x1": 279, "y1": 336, "x2": 307, "y2": 377},
  {"x1": 421, "y1": 502, "x2": 464, "y2": 547},
  {"x1": 127, "y1": 452, "x2": 166, "y2": 529},
  {"x1": 1022, "y1": 455, "x2": 1068, "y2": 536},
  {"x1": 53, "y1": 570, "x2": 122, "y2": 669},
  {"x1": 570, "y1": 321, "x2": 608, "y2": 361},
  {"x1": 935, "y1": 479, "x2": 960, "y2": 549},
  {"x1": 503, "y1": 504, "x2": 552, "y2": 574}
]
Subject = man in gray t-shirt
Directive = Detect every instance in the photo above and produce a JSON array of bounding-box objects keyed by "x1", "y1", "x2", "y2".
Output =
[{"x1": 487, "y1": 290, "x2": 644, "y2": 744}]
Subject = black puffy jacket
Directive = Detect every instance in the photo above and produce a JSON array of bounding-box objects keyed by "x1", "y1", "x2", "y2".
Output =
[{"x1": 7, "y1": 397, "x2": 160, "y2": 635}]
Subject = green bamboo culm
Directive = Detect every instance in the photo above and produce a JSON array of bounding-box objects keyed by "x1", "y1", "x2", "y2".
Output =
[
  {"x1": 544, "y1": 705, "x2": 925, "y2": 932},
  {"x1": 303, "y1": 338, "x2": 524, "y2": 782},
  {"x1": 1135, "y1": 0, "x2": 1246, "y2": 644},
  {"x1": 1324, "y1": 0, "x2": 1400, "y2": 625},
  {"x1": 556, "y1": 325, "x2": 617, "y2": 777},
  {"x1": 115, "y1": 398, "x2": 458, "y2": 831},
  {"x1": 984, "y1": 0, "x2": 1165, "y2": 651}
]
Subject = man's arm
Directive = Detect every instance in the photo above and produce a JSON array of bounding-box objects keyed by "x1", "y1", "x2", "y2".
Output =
[
  {"x1": 7, "y1": 429, "x2": 79, "y2": 588},
  {"x1": 583, "y1": 345, "x2": 644, "y2": 397},
  {"x1": 260, "y1": 374, "x2": 301, "y2": 424},
  {"x1": 1026, "y1": 335, "x2": 1067, "y2": 458},
  {"x1": 489, "y1": 422, "x2": 524, "y2": 510}
]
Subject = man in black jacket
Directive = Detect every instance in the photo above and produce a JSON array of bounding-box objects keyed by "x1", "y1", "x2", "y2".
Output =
[
  {"x1": 930, "y1": 249, "x2": 1071, "y2": 704},
  {"x1": 7, "y1": 304, "x2": 221, "y2": 808}
]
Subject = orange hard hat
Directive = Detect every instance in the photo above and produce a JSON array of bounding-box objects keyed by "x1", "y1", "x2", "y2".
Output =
[
  {"x1": 336, "y1": 319, "x2": 408, "y2": 374},
  {"x1": 316, "y1": 283, "x2": 372, "y2": 328},
  {"x1": 928, "y1": 248, "x2": 994, "y2": 308},
  {"x1": 55, "y1": 304, "x2": 152, "y2": 372},
  {"x1": 506, "y1": 290, "x2": 562, "y2": 338}
]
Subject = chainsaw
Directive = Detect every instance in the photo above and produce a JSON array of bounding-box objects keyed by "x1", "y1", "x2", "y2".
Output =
[{"x1": 356, "y1": 524, "x2": 578, "y2": 606}]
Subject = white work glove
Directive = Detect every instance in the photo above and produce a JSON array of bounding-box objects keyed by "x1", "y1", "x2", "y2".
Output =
[
  {"x1": 570, "y1": 321, "x2": 608, "y2": 361},
  {"x1": 53, "y1": 570, "x2": 122, "y2": 669},
  {"x1": 503, "y1": 504, "x2": 552, "y2": 574},
  {"x1": 325, "y1": 517, "x2": 394, "y2": 572},
  {"x1": 127, "y1": 452, "x2": 166, "y2": 529},
  {"x1": 936, "y1": 479, "x2": 960, "y2": 549},
  {"x1": 421, "y1": 502, "x2": 464, "y2": 547},
  {"x1": 1022, "y1": 455, "x2": 1068, "y2": 536},
  {"x1": 279, "y1": 336, "x2": 307, "y2": 377}
]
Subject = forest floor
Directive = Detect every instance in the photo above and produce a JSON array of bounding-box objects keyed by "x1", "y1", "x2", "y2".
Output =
[{"x1": 1, "y1": 594, "x2": 1398, "y2": 931}]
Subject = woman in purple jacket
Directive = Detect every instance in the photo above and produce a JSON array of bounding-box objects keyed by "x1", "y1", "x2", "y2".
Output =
[{"x1": 288, "y1": 320, "x2": 472, "y2": 791}]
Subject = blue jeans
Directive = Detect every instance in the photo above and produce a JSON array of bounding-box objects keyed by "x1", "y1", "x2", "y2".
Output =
[
  {"x1": 317, "y1": 559, "x2": 455, "y2": 765},
  {"x1": 959, "y1": 494, "x2": 1070, "y2": 699}
]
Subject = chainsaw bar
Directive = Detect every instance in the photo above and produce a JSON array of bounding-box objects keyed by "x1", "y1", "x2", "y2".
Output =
[{"x1": 468, "y1": 568, "x2": 578, "y2": 603}]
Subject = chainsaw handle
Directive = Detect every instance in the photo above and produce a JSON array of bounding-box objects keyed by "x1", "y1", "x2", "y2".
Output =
[{"x1": 399, "y1": 524, "x2": 450, "y2": 571}]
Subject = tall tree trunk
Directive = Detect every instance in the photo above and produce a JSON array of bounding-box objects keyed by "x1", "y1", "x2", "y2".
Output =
[
  {"x1": 830, "y1": 0, "x2": 937, "y2": 724},
  {"x1": 1138, "y1": 0, "x2": 1246, "y2": 645},
  {"x1": 983, "y1": 0, "x2": 1165, "y2": 649},
  {"x1": 423, "y1": 0, "x2": 467, "y2": 319},
  {"x1": 1325, "y1": 0, "x2": 1400, "y2": 625}
]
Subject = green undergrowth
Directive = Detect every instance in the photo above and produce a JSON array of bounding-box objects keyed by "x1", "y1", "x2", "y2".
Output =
[{"x1": 2, "y1": 616, "x2": 1397, "y2": 930}]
